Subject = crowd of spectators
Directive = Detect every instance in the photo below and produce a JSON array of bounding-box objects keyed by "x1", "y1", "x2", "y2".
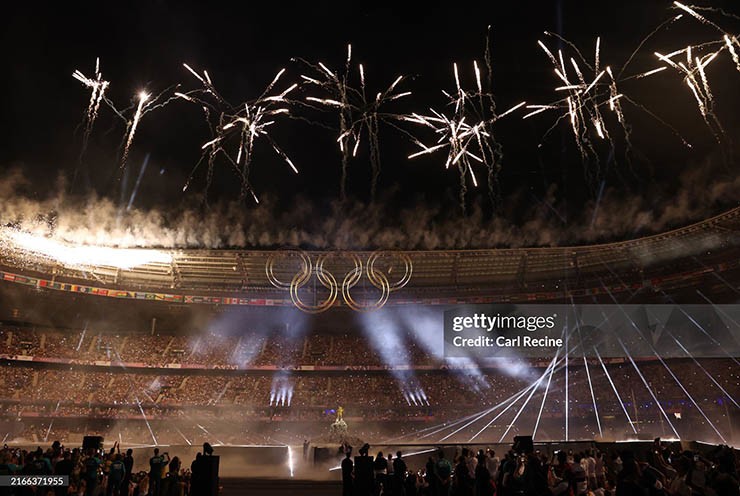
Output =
[
  {"x1": 0, "y1": 326, "x2": 437, "y2": 368},
  {"x1": 0, "y1": 440, "x2": 222, "y2": 496},
  {"x1": 0, "y1": 325, "x2": 735, "y2": 449},
  {"x1": 0, "y1": 356, "x2": 733, "y2": 445},
  {"x1": 343, "y1": 439, "x2": 740, "y2": 495}
]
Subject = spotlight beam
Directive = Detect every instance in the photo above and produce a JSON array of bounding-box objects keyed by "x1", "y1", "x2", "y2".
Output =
[
  {"x1": 134, "y1": 397, "x2": 158, "y2": 446},
  {"x1": 660, "y1": 290, "x2": 740, "y2": 367},
  {"x1": 616, "y1": 338, "x2": 681, "y2": 438},
  {"x1": 597, "y1": 290, "x2": 681, "y2": 437},
  {"x1": 583, "y1": 353, "x2": 603, "y2": 438},
  {"x1": 606, "y1": 293, "x2": 729, "y2": 443},
  {"x1": 436, "y1": 385, "x2": 536, "y2": 442},
  {"x1": 385, "y1": 412, "x2": 483, "y2": 443},
  {"x1": 467, "y1": 356, "x2": 564, "y2": 443},
  {"x1": 532, "y1": 346, "x2": 558, "y2": 440},
  {"x1": 669, "y1": 334, "x2": 739, "y2": 408},
  {"x1": 571, "y1": 295, "x2": 605, "y2": 438},
  {"x1": 613, "y1": 302, "x2": 732, "y2": 442},
  {"x1": 497, "y1": 353, "x2": 559, "y2": 443},
  {"x1": 594, "y1": 347, "x2": 638, "y2": 434}
]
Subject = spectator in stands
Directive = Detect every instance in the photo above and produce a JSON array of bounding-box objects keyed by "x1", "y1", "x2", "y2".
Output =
[
  {"x1": 615, "y1": 451, "x2": 644, "y2": 496},
  {"x1": 136, "y1": 471, "x2": 150, "y2": 496},
  {"x1": 595, "y1": 450, "x2": 606, "y2": 489},
  {"x1": 404, "y1": 468, "x2": 418, "y2": 496}
]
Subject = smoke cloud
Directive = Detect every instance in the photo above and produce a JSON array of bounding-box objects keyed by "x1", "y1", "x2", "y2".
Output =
[{"x1": 0, "y1": 162, "x2": 737, "y2": 251}]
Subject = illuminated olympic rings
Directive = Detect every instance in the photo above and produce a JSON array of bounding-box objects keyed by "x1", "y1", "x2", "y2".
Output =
[{"x1": 265, "y1": 250, "x2": 412, "y2": 313}]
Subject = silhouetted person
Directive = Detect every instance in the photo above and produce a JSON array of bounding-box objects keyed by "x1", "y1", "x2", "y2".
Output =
[
  {"x1": 164, "y1": 456, "x2": 181, "y2": 496},
  {"x1": 373, "y1": 452, "x2": 388, "y2": 496},
  {"x1": 452, "y1": 455, "x2": 472, "y2": 496},
  {"x1": 342, "y1": 449, "x2": 354, "y2": 496},
  {"x1": 425, "y1": 457, "x2": 437, "y2": 496},
  {"x1": 435, "y1": 450, "x2": 452, "y2": 496},
  {"x1": 83, "y1": 448, "x2": 101, "y2": 496},
  {"x1": 475, "y1": 453, "x2": 494, "y2": 496},
  {"x1": 392, "y1": 451, "x2": 407, "y2": 496},
  {"x1": 405, "y1": 470, "x2": 418, "y2": 496},
  {"x1": 354, "y1": 444, "x2": 374, "y2": 496},
  {"x1": 148, "y1": 448, "x2": 169, "y2": 496},
  {"x1": 122, "y1": 449, "x2": 134, "y2": 495},
  {"x1": 190, "y1": 453, "x2": 203, "y2": 496},
  {"x1": 54, "y1": 451, "x2": 74, "y2": 496},
  {"x1": 107, "y1": 454, "x2": 126, "y2": 496}
]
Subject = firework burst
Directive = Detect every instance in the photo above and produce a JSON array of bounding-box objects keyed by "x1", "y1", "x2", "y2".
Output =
[
  {"x1": 403, "y1": 34, "x2": 523, "y2": 211},
  {"x1": 296, "y1": 44, "x2": 411, "y2": 200},
  {"x1": 176, "y1": 63, "x2": 299, "y2": 202},
  {"x1": 525, "y1": 35, "x2": 637, "y2": 186},
  {"x1": 72, "y1": 57, "x2": 110, "y2": 160}
]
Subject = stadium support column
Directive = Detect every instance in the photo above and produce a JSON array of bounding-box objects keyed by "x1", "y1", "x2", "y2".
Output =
[{"x1": 151, "y1": 317, "x2": 157, "y2": 335}]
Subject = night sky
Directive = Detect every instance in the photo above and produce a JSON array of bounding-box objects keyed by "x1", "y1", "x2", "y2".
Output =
[{"x1": 2, "y1": 0, "x2": 740, "y2": 244}]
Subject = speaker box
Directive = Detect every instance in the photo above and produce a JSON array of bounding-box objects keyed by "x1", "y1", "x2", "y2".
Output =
[
  {"x1": 193, "y1": 455, "x2": 219, "y2": 496},
  {"x1": 513, "y1": 435, "x2": 534, "y2": 454},
  {"x1": 82, "y1": 436, "x2": 103, "y2": 451},
  {"x1": 354, "y1": 456, "x2": 374, "y2": 496}
]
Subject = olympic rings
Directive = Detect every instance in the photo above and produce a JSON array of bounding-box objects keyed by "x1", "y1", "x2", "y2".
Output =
[
  {"x1": 342, "y1": 256, "x2": 389, "y2": 312},
  {"x1": 265, "y1": 250, "x2": 412, "y2": 313}
]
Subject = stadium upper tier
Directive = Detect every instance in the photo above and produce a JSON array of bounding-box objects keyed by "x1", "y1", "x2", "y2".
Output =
[{"x1": 1, "y1": 206, "x2": 739, "y2": 303}]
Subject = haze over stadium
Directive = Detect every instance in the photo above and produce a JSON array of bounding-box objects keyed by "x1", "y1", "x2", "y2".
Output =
[{"x1": 1, "y1": 1, "x2": 739, "y2": 495}]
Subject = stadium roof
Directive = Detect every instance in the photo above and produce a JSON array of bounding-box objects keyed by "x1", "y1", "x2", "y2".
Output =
[{"x1": 1, "y1": 206, "x2": 739, "y2": 305}]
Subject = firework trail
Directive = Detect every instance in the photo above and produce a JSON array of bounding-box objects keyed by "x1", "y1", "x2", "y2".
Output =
[
  {"x1": 73, "y1": 59, "x2": 180, "y2": 174},
  {"x1": 66, "y1": 2, "x2": 740, "y2": 206},
  {"x1": 525, "y1": 35, "x2": 638, "y2": 186},
  {"x1": 120, "y1": 91, "x2": 150, "y2": 170},
  {"x1": 403, "y1": 29, "x2": 522, "y2": 211},
  {"x1": 647, "y1": 2, "x2": 740, "y2": 151},
  {"x1": 296, "y1": 44, "x2": 411, "y2": 201},
  {"x1": 176, "y1": 63, "x2": 299, "y2": 202},
  {"x1": 72, "y1": 57, "x2": 110, "y2": 160}
]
